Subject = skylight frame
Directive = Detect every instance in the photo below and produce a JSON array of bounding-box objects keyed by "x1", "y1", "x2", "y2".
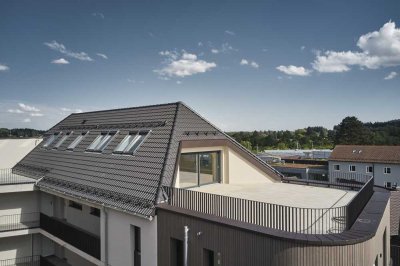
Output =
[
  {"x1": 113, "y1": 130, "x2": 150, "y2": 155},
  {"x1": 67, "y1": 131, "x2": 89, "y2": 151},
  {"x1": 43, "y1": 132, "x2": 61, "y2": 148},
  {"x1": 86, "y1": 131, "x2": 117, "y2": 153},
  {"x1": 53, "y1": 131, "x2": 73, "y2": 149}
]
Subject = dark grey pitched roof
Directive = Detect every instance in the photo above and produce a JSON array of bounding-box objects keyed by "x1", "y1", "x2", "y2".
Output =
[{"x1": 13, "y1": 102, "x2": 281, "y2": 218}]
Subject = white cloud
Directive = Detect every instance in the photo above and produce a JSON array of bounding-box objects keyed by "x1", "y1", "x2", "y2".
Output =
[
  {"x1": 312, "y1": 21, "x2": 400, "y2": 73},
  {"x1": 30, "y1": 113, "x2": 44, "y2": 117},
  {"x1": 176, "y1": 80, "x2": 182, "y2": 85},
  {"x1": 211, "y1": 49, "x2": 219, "y2": 54},
  {"x1": 92, "y1": 12, "x2": 104, "y2": 19},
  {"x1": 276, "y1": 65, "x2": 312, "y2": 76},
  {"x1": 0, "y1": 63, "x2": 9, "y2": 71},
  {"x1": 301, "y1": 46, "x2": 306, "y2": 51},
  {"x1": 384, "y1": 71, "x2": 398, "y2": 80},
  {"x1": 155, "y1": 51, "x2": 216, "y2": 78},
  {"x1": 44, "y1": 41, "x2": 93, "y2": 61},
  {"x1": 7, "y1": 109, "x2": 24, "y2": 114},
  {"x1": 240, "y1": 59, "x2": 259, "y2": 68},
  {"x1": 262, "y1": 48, "x2": 268, "y2": 52},
  {"x1": 23, "y1": 118, "x2": 31, "y2": 123},
  {"x1": 18, "y1": 103, "x2": 40, "y2": 112},
  {"x1": 51, "y1": 58, "x2": 69, "y2": 65},
  {"x1": 198, "y1": 42, "x2": 203, "y2": 47},
  {"x1": 60, "y1": 107, "x2": 83, "y2": 113},
  {"x1": 225, "y1": 30, "x2": 235, "y2": 36},
  {"x1": 96, "y1": 53, "x2": 108, "y2": 59}
]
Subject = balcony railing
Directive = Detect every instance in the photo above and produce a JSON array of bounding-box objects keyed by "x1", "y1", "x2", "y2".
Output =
[
  {"x1": 0, "y1": 169, "x2": 36, "y2": 185},
  {"x1": 0, "y1": 255, "x2": 40, "y2": 266},
  {"x1": 0, "y1": 213, "x2": 40, "y2": 232},
  {"x1": 163, "y1": 175, "x2": 374, "y2": 235},
  {"x1": 40, "y1": 213, "x2": 100, "y2": 260}
]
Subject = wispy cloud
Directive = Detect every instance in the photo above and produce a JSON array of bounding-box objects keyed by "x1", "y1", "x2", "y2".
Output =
[
  {"x1": 23, "y1": 118, "x2": 31, "y2": 123},
  {"x1": 225, "y1": 30, "x2": 235, "y2": 36},
  {"x1": 96, "y1": 53, "x2": 108, "y2": 59},
  {"x1": 0, "y1": 63, "x2": 9, "y2": 71},
  {"x1": 92, "y1": 12, "x2": 104, "y2": 19},
  {"x1": 155, "y1": 51, "x2": 216, "y2": 78},
  {"x1": 44, "y1": 41, "x2": 93, "y2": 61},
  {"x1": 7, "y1": 109, "x2": 24, "y2": 114},
  {"x1": 198, "y1": 42, "x2": 203, "y2": 47},
  {"x1": 384, "y1": 71, "x2": 398, "y2": 80},
  {"x1": 60, "y1": 107, "x2": 83, "y2": 113},
  {"x1": 301, "y1": 46, "x2": 306, "y2": 51},
  {"x1": 240, "y1": 59, "x2": 259, "y2": 69},
  {"x1": 30, "y1": 113, "x2": 44, "y2": 117},
  {"x1": 276, "y1": 65, "x2": 312, "y2": 76},
  {"x1": 51, "y1": 58, "x2": 69, "y2": 65},
  {"x1": 18, "y1": 103, "x2": 40, "y2": 112},
  {"x1": 210, "y1": 43, "x2": 237, "y2": 54},
  {"x1": 312, "y1": 21, "x2": 400, "y2": 73}
]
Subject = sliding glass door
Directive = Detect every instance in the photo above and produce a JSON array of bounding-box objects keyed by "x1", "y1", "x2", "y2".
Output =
[{"x1": 179, "y1": 151, "x2": 221, "y2": 188}]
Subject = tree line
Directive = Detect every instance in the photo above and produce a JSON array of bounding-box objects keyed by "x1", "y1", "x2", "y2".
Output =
[
  {"x1": 228, "y1": 117, "x2": 400, "y2": 152},
  {"x1": 0, "y1": 128, "x2": 45, "y2": 138}
]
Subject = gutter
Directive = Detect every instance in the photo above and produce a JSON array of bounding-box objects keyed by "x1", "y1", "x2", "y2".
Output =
[{"x1": 102, "y1": 205, "x2": 108, "y2": 266}]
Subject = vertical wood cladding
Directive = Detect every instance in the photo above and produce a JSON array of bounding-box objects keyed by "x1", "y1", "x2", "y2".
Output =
[{"x1": 157, "y1": 209, "x2": 376, "y2": 266}]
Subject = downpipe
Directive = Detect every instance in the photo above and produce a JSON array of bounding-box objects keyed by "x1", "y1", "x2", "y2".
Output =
[{"x1": 184, "y1": 226, "x2": 189, "y2": 266}]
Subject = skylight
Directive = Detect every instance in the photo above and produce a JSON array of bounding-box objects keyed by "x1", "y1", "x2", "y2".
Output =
[
  {"x1": 53, "y1": 132, "x2": 72, "y2": 149},
  {"x1": 114, "y1": 131, "x2": 149, "y2": 154},
  {"x1": 86, "y1": 131, "x2": 116, "y2": 152},
  {"x1": 43, "y1": 132, "x2": 60, "y2": 148},
  {"x1": 67, "y1": 132, "x2": 88, "y2": 151}
]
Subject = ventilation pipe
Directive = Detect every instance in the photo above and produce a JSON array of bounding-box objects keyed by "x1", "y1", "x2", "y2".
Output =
[{"x1": 184, "y1": 226, "x2": 189, "y2": 266}]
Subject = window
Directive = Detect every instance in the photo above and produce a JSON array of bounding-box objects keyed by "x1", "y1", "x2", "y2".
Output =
[
  {"x1": 384, "y1": 167, "x2": 391, "y2": 174},
  {"x1": 53, "y1": 132, "x2": 72, "y2": 149},
  {"x1": 43, "y1": 132, "x2": 60, "y2": 148},
  {"x1": 349, "y1": 165, "x2": 356, "y2": 172},
  {"x1": 333, "y1": 164, "x2": 340, "y2": 171},
  {"x1": 384, "y1": 182, "x2": 392, "y2": 188},
  {"x1": 203, "y1": 249, "x2": 215, "y2": 266},
  {"x1": 67, "y1": 131, "x2": 88, "y2": 150},
  {"x1": 114, "y1": 131, "x2": 149, "y2": 154},
  {"x1": 366, "y1": 166, "x2": 373, "y2": 173},
  {"x1": 170, "y1": 238, "x2": 183, "y2": 266},
  {"x1": 132, "y1": 226, "x2": 141, "y2": 266},
  {"x1": 179, "y1": 152, "x2": 221, "y2": 188},
  {"x1": 68, "y1": 200, "x2": 82, "y2": 210},
  {"x1": 86, "y1": 131, "x2": 116, "y2": 152},
  {"x1": 90, "y1": 207, "x2": 100, "y2": 217}
]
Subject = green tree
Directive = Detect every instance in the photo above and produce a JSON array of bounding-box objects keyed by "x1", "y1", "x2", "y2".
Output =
[
  {"x1": 240, "y1": 140, "x2": 253, "y2": 151},
  {"x1": 334, "y1": 116, "x2": 373, "y2": 145}
]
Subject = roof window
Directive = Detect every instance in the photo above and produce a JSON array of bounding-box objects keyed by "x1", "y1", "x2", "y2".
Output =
[
  {"x1": 113, "y1": 131, "x2": 149, "y2": 154},
  {"x1": 67, "y1": 132, "x2": 88, "y2": 151},
  {"x1": 43, "y1": 132, "x2": 61, "y2": 148},
  {"x1": 86, "y1": 131, "x2": 116, "y2": 152},
  {"x1": 53, "y1": 132, "x2": 72, "y2": 149}
]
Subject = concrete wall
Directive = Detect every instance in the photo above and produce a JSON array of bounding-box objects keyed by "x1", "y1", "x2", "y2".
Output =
[
  {"x1": 329, "y1": 161, "x2": 400, "y2": 186},
  {"x1": 65, "y1": 248, "x2": 96, "y2": 266},
  {"x1": 64, "y1": 200, "x2": 100, "y2": 237},
  {"x1": 0, "y1": 191, "x2": 39, "y2": 217},
  {"x1": 0, "y1": 138, "x2": 42, "y2": 168},
  {"x1": 0, "y1": 234, "x2": 40, "y2": 260},
  {"x1": 106, "y1": 208, "x2": 157, "y2": 266}
]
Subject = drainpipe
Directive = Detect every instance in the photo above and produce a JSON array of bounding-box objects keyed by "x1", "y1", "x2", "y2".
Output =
[
  {"x1": 184, "y1": 226, "x2": 189, "y2": 266},
  {"x1": 102, "y1": 206, "x2": 108, "y2": 266}
]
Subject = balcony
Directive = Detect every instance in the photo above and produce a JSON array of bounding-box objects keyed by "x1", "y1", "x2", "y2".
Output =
[
  {"x1": 40, "y1": 214, "x2": 100, "y2": 260},
  {"x1": 163, "y1": 174, "x2": 374, "y2": 235},
  {"x1": 0, "y1": 213, "x2": 40, "y2": 233},
  {"x1": 0, "y1": 255, "x2": 40, "y2": 266},
  {"x1": 0, "y1": 169, "x2": 36, "y2": 186}
]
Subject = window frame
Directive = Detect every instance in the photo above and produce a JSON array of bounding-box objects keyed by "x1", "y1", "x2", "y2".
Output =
[
  {"x1": 384, "y1": 167, "x2": 391, "y2": 174},
  {"x1": 67, "y1": 131, "x2": 89, "y2": 151},
  {"x1": 113, "y1": 130, "x2": 150, "y2": 155},
  {"x1": 366, "y1": 166, "x2": 373, "y2": 174},
  {"x1": 349, "y1": 165, "x2": 356, "y2": 172},
  {"x1": 68, "y1": 200, "x2": 82, "y2": 210},
  {"x1": 90, "y1": 207, "x2": 100, "y2": 217},
  {"x1": 178, "y1": 151, "x2": 221, "y2": 188},
  {"x1": 86, "y1": 131, "x2": 117, "y2": 153},
  {"x1": 333, "y1": 164, "x2": 340, "y2": 171}
]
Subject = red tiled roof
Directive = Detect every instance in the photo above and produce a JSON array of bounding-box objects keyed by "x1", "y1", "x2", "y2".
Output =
[{"x1": 330, "y1": 145, "x2": 400, "y2": 164}]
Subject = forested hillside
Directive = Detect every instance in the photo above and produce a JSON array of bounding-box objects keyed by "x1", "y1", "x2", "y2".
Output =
[{"x1": 0, "y1": 128, "x2": 45, "y2": 138}]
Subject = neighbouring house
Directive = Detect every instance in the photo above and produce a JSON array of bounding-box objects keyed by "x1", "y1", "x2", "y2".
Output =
[
  {"x1": 329, "y1": 145, "x2": 400, "y2": 188},
  {"x1": 0, "y1": 138, "x2": 42, "y2": 168},
  {"x1": 0, "y1": 102, "x2": 392, "y2": 266}
]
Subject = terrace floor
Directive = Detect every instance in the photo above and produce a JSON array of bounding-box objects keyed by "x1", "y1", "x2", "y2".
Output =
[{"x1": 190, "y1": 182, "x2": 356, "y2": 209}]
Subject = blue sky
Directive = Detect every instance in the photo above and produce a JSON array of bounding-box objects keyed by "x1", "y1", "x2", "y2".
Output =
[{"x1": 0, "y1": 0, "x2": 399, "y2": 131}]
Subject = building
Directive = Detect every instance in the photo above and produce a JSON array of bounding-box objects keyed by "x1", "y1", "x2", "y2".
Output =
[
  {"x1": 0, "y1": 102, "x2": 392, "y2": 266},
  {"x1": 0, "y1": 138, "x2": 42, "y2": 168},
  {"x1": 329, "y1": 145, "x2": 400, "y2": 188}
]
